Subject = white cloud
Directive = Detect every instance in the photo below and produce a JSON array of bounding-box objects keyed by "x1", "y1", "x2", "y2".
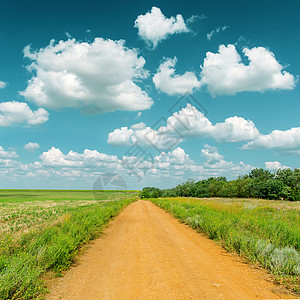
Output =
[
  {"x1": 136, "y1": 112, "x2": 142, "y2": 119},
  {"x1": 38, "y1": 146, "x2": 192, "y2": 176},
  {"x1": 0, "y1": 81, "x2": 7, "y2": 88},
  {"x1": 212, "y1": 116, "x2": 259, "y2": 142},
  {"x1": 0, "y1": 146, "x2": 21, "y2": 180},
  {"x1": 155, "y1": 145, "x2": 253, "y2": 179},
  {"x1": 24, "y1": 142, "x2": 40, "y2": 151},
  {"x1": 154, "y1": 147, "x2": 193, "y2": 170},
  {"x1": 207, "y1": 25, "x2": 229, "y2": 40},
  {"x1": 108, "y1": 104, "x2": 260, "y2": 150},
  {"x1": 200, "y1": 144, "x2": 253, "y2": 176},
  {"x1": 21, "y1": 38, "x2": 153, "y2": 113},
  {"x1": 0, "y1": 101, "x2": 49, "y2": 126},
  {"x1": 265, "y1": 161, "x2": 290, "y2": 170},
  {"x1": 134, "y1": 7, "x2": 189, "y2": 49},
  {"x1": 108, "y1": 122, "x2": 180, "y2": 151},
  {"x1": 107, "y1": 127, "x2": 135, "y2": 147},
  {"x1": 0, "y1": 144, "x2": 253, "y2": 188},
  {"x1": 40, "y1": 147, "x2": 119, "y2": 167},
  {"x1": 242, "y1": 127, "x2": 300, "y2": 154},
  {"x1": 153, "y1": 57, "x2": 201, "y2": 95},
  {"x1": 0, "y1": 146, "x2": 18, "y2": 158},
  {"x1": 37, "y1": 145, "x2": 253, "y2": 178},
  {"x1": 186, "y1": 14, "x2": 207, "y2": 24},
  {"x1": 200, "y1": 44, "x2": 295, "y2": 96},
  {"x1": 201, "y1": 145, "x2": 224, "y2": 165}
]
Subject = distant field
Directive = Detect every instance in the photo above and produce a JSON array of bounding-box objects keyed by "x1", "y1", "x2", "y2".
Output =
[
  {"x1": 0, "y1": 190, "x2": 137, "y2": 299},
  {"x1": 0, "y1": 189, "x2": 138, "y2": 202},
  {"x1": 0, "y1": 190, "x2": 138, "y2": 235},
  {"x1": 151, "y1": 197, "x2": 300, "y2": 293}
]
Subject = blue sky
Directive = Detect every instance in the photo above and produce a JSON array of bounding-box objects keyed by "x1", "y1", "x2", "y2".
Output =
[{"x1": 0, "y1": 0, "x2": 299, "y2": 189}]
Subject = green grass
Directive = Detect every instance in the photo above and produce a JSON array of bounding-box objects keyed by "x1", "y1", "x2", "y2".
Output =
[
  {"x1": 0, "y1": 190, "x2": 137, "y2": 299},
  {"x1": 0, "y1": 189, "x2": 138, "y2": 203},
  {"x1": 150, "y1": 197, "x2": 300, "y2": 294}
]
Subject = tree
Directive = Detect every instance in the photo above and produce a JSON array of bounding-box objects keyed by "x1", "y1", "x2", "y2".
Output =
[
  {"x1": 249, "y1": 168, "x2": 274, "y2": 180},
  {"x1": 276, "y1": 168, "x2": 300, "y2": 200}
]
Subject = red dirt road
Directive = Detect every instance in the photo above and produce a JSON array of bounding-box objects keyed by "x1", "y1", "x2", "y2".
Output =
[{"x1": 47, "y1": 200, "x2": 294, "y2": 299}]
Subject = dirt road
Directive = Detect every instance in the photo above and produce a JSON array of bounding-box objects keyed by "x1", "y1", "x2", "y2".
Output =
[{"x1": 47, "y1": 200, "x2": 293, "y2": 299}]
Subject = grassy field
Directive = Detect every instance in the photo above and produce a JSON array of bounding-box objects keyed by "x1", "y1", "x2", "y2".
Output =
[
  {"x1": 150, "y1": 197, "x2": 300, "y2": 293},
  {"x1": 0, "y1": 190, "x2": 138, "y2": 299},
  {"x1": 0, "y1": 189, "x2": 137, "y2": 202}
]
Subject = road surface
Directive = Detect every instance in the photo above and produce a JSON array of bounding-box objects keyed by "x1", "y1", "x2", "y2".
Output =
[{"x1": 47, "y1": 200, "x2": 293, "y2": 299}]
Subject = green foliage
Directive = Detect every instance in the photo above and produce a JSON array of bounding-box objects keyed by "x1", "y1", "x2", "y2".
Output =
[
  {"x1": 276, "y1": 168, "x2": 300, "y2": 201},
  {"x1": 248, "y1": 168, "x2": 274, "y2": 180},
  {"x1": 140, "y1": 168, "x2": 300, "y2": 201},
  {"x1": 140, "y1": 187, "x2": 162, "y2": 198}
]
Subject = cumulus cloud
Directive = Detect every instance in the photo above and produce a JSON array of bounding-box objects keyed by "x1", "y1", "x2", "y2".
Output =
[
  {"x1": 134, "y1": 7, "x2": 189, "y2": 48},
  {"x1": 161, "y1": 104, "x2": 212, "y2": 138},
  {"x1": 24, "y1": 142, "x2": 40, "y2": 151},
  {"x1": 108, "y1": 104, "x2": 260, "y2": 150},
  {"x1": 212, "y1": 116, "x2": 259, "y2": 142},
  {"x1": 153, "y1": 57, "x2": 201, "y2": 95},
  {"x1": 107, "y1": 127, "x2": 135, "y2": 147},
  {"x1": 265, "y1": 161, "x2": 290, "y2": 170},
  {"x1": 40, "y1": 147, "x2": 119, "y2": 167},
  {"x1": 201, "y1": 145, "x2": 224, "y2": 165},
  {"x1": 21, "y1": 38, "x2": 152, "y2": 113},
  {"x1": 200, "y1": 44, "x2": 295, "y2": 96},
  {"x1": 37, "y1": 144, "x2": 249, "y2": 180},
  {"x1": 0, "y1": 143, "x2": 253, "y2": 187},
  {"x1": 0, "y1": 146, "x2": 21, "y2": 180},
  {"x1": 207, "y1": 25, "x2": 229, "y2": 40},
  {"x1": 0, "y1": 81, "x2": 7, "y2": 89},
  {"x1": 154, "y1": 147, "x2": 193, "y2": 170},
  {"x1": 0, "y1": 146, "x2": 18, "y2": 158},
  {"x1": 0, "y1": 101, "x2": 49, "y2": 126},
  {"x1": 200, "y1": 144, "x2": 253, "y2": 175},
  {"x1": 242, "y1": 127, "x2": 300, "y2": 154},
  {"x1": 139, "y1": 145, "x2": 252, "y2": 178},
  {"x1": 108, "y1": 122, "x2": 180, "y2": 151}
]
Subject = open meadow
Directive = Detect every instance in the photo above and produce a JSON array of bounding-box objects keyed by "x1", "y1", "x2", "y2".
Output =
[
  {"x1": 0, "y1": 190, "x2": 138, "y2": 299},
  {"x1": 150, "y1": 197, "x2": 300, "y2": 294}
]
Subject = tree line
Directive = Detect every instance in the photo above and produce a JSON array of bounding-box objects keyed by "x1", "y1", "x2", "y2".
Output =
[{"x1": 140, "y1": 168, "x2": 300, "y2": 201}]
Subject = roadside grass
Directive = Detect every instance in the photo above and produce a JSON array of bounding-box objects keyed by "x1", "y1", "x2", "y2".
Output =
[
  {"x1": 0, "y1": 190, "x2": 137, "y2": 299},
  {"x1": 150, "y1": 197, "x2": 300, "y2": 294}
]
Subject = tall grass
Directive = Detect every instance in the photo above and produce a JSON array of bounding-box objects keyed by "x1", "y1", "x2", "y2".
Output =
[
  {"x1": 151, "y1": 198, "x2": 300, "y2": 292},
  {"x1": 0, "y1": 198, "x2": 135, "y2": 299}
]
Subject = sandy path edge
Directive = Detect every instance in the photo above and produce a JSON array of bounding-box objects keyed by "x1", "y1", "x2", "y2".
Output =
[{"x1": 46, "y1": 200, "x2": 295, "y2": 299}]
